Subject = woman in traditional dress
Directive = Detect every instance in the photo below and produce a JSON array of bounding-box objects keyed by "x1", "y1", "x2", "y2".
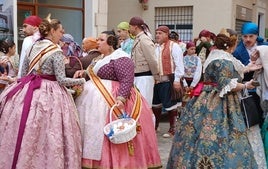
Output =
[
  {"x1": 0, "y1": 14, "x2": 85, "y2": 169},
  {"x1": 167, "y1": 28, "x2": 263, "y2": 168},
  {"x1": 74, "y1": 30, "x2": 162, "y2": 169},
  {"x1": 0, "y1": 40, "x2": 19, "y2": 86}
]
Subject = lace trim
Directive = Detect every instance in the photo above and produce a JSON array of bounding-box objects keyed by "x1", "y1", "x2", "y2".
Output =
[
  {"x1": 219, "y1": 78, "x2": 238, "y2": 97},
  {"x1": 203, "y1": 49, "x2": 245, "y2": 79}
]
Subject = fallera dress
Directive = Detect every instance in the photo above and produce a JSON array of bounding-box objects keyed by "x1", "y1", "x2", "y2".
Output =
[
  {"x1": 167, "y1": 49, "x2": 258, "y2": 169},
  {"x1": 0, "y1": 39, "x2": 85, "y2": 169},
  {"x1": 75, "y1": 49, "x2": 162, "y2": 169}
]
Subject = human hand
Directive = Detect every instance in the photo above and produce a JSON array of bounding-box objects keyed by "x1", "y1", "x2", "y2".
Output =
[
  {"x1": 250, "y1": 49, "x2": 259, "y2": 62},
  {"x1": 245, "y1": 80, "x2": 256, "y2": 90},
  {"x1": 63, "y1": 56, "x2": 70, "y2": 64},
  {"x1": 185, "y1": 86, "x2": 189, "y2": 93},
  {"x1": 71, "y1": 84, "x2": 84, "y2": 99},
  {"x1": 0, "y1": 75, "x2": 8, "y2": 81},
  {"x1": 185, "y1": 87, "x2": 192, "y2": 94},
  {"x1": 247, "y1": 62, "x2": 262, "y2": 72},
  {"x1": 115, "y1": 100, "x2": 125, "y2": 110},
  {"x1": 73, "y1": 70, "x2": 86, "y2": 78},
  {"x1": 200, "y1": 37, "x2": 208, "y2": 42},
  {"x1": 0, "y1": 58, "x2": 8, "y2": 67}
]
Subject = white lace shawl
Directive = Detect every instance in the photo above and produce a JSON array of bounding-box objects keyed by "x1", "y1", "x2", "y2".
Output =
[{"x1": 93, "y1": 49, "x2": 129, "y2": 73}]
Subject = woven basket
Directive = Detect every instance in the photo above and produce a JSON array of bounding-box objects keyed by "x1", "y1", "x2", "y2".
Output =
[{"x1": 103, "y1": 105, "x2": 137, "y2": 144}]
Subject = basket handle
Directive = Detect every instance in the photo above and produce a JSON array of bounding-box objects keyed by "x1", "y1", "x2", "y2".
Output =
[
  {"x1": 109, "y1": 104, "x2": 118, "y2": 123},
  {"x1": 69, "y1": 56, "x2": 83, "y2": 70}
]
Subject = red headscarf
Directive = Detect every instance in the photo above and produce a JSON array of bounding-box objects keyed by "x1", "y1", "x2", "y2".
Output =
[{"x1": 23, "y1": 15, "x2": 42, "y2": 27}]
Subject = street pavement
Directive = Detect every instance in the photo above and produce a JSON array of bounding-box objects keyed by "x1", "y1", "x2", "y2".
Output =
[{"x1": 157, "y1": 121, "x2": 173, "y2": 169}]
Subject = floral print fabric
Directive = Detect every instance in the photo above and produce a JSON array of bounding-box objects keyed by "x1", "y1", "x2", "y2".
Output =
[{"x1": 167, "y1": 58, "x2": 258, "y2": 168}]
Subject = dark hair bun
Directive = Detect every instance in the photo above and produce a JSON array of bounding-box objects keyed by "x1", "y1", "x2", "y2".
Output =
[
  {"x1": 107, "y1": 35, "x2": 117, "y2": 47},
  {"x1": 214, "y1": 28, "x2": 238, "y2": 50},
  {"x1": 38, "y1": 14, "x2": 61, "y2": 38},
  {"x1": 39, "y1": 19, "x2": 51, "y2": 38}
]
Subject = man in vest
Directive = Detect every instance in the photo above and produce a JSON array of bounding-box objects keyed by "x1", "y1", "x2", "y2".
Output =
[{"x1": 153, "y1": 25, "x2": 184, "y2": 138}]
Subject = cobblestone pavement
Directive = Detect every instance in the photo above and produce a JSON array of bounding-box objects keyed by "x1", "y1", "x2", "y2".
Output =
[
  {"x1": 156, "y1": 106, "x2": 182, "y2": 168},
  {"x1": 157, "y1": 121, "x2": 173, "y2": 169},
  {"x1": 157, "y1": 113, "x2": 173, "y2": 169}
]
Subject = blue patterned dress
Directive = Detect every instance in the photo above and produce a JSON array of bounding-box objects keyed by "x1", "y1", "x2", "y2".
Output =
[{"x1": 167, "y1": 49, "x2": 258, "y2": 169}]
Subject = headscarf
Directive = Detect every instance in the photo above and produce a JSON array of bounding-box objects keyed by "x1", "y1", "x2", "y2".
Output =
[
  {"x1": 61, "y1": 34, "x2": 82, "y2": 57},
  {"x1": 23, "y1": 15, "x2": 42, "y2": 27},
  {"x1": 241, "y1": 22, "x2": 258, "y2": 35},
  {"x1": 183, "y1": 41, "x2": 196, "y2": 56},
  {"x1": 156, "y1": 26, "x2": 170, "y2": 34},
  {"x1": 241, "y1": 22, "x2": 267, "y2": 43},
  {"x1": 199, "y1": 29, "x2": 211, "y2": 38},
  {"x1": 129, "y1": 16, "x2": 153, "y2": 40},
  {"x1": 117, "y1": 22, "x2": 130, "y2": 30},
  {"x1": 83, "y1": 37, "x2": 98, "y2": 50},
  {"x1": 186, "y1": 41, "x2": 195, "y2": 49},
  {"x1": 129, "y1": 16, "x2": 145, "y2": 26},
  {"x1": 61, "y1": 34, "x2": 74, "y2": 44}
]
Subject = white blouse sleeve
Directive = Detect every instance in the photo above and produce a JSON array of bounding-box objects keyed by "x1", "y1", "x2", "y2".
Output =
[{"x1": 219, "y1": 78, "x2": 238, "y2": 97}]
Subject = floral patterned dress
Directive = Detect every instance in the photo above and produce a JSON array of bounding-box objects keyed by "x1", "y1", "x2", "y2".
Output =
[
  {"x1": 167, "y1": 49, "x2": 258, "y2": 169},
  {"x1": 0, "y1": 39, "x2": 85, "y2": 169}
]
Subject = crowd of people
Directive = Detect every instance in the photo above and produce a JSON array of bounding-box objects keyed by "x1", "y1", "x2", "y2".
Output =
[{"x1": 0, "y1": 13, "x2": 267, "y2": 169}]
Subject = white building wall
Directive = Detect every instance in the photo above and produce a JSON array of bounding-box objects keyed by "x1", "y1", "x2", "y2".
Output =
[
  {"x1": 108, "y1": 0, "x2": 235, "y2": 39},
  {"x1": 107, "y1": 0, "x2": 267, "y2": 40},
  {"x1": 107, "y1": 0, "x2": 144, "y2": 31},
  {"x1": 85, "y1": 0, "x2": 95, "y2": 37},
  {"x1": 85, "y1": 0, "x2": 109, "y2": 38}
]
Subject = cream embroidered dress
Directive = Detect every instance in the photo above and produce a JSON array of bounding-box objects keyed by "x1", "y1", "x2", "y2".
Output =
[{"x1": 75, "y1": 49, "x2": 162, "y2": 169}]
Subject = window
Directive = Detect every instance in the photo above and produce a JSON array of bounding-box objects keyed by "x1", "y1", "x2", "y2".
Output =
[
  {"x1": 155, "y1": 6, "x2": 193, "y2": 43},
  {"x1": 17, "y1": 0, "x2": 33, "y2": 2},
  {"x1": 37, "y1": 0, "x2": 82, "y2": 8},
  {"x1": 17, "y1": 0, "x2": 84, "y2": 54},
  {"x1": 235, "y1": 5, "x2": 252, "y2": 41},
  {"x1": 38, "y1": 7, "x2": 83, "y2": 43},
  {"x1": 235, "y1": 19, "x2": 247, "y2": 41}
]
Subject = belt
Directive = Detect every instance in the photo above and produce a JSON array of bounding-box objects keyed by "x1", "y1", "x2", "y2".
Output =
[
  {"x1": 184, "y1": 77, "x2": 193, "y2": 81},
  {"x1": 203, "y1": 82, "x2": 217, "y2": 86},
  {"x1": 134, "y1": 71, "x2": 152, "y2": 77},
  {"x1": 159, "y1": 75, "x2": 169, "y2": 82},
  {"x1": 156, "y1": 75, "x2": 170, "y2": 84}
]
